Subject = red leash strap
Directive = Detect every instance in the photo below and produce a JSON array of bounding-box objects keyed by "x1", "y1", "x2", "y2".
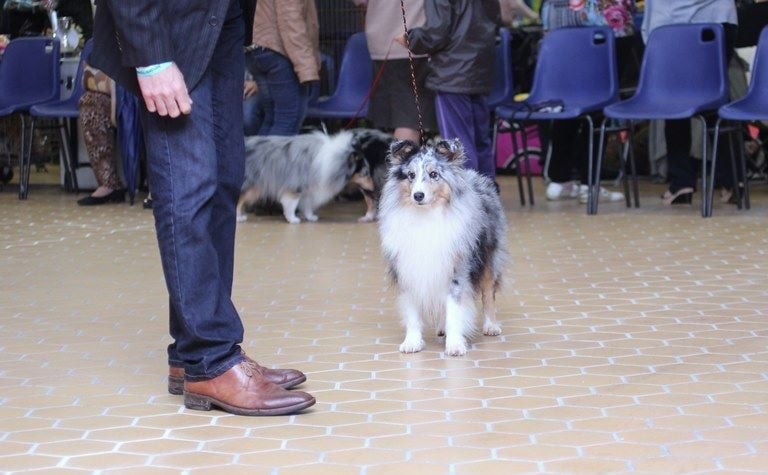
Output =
[{"x1": 342, "y1": 39, "x2": 394, "y2": 130}]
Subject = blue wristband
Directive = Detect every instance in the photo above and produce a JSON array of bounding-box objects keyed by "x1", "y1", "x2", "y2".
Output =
[{"x1": 136, "y1": 62, "x2": 173, "y2": 77}]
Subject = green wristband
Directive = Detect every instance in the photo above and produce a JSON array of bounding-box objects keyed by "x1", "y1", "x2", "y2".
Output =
[{"x1": 136, "y1": 62, "x2": 173, "y2": 77}]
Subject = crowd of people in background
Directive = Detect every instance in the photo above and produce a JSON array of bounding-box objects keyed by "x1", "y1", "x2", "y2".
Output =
[{"x1": 1, "y1": 0, "x2": 766, "y2": 207}]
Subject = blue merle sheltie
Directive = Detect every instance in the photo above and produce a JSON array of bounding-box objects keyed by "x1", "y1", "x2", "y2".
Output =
[{"x1": 378, "y1": 139, "x2": 509, "y2": 356}]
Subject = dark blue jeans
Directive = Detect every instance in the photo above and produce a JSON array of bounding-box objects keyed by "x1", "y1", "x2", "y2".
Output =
[
  {"x1": 246, "y1": 47, "x2": 310, "y2": 136},
  {"x1": 435, "y1": 92, "x2": 495, "y2": 178},
  {"x1": 140, "y1": 0, "x2": 245, "y2": 381}
]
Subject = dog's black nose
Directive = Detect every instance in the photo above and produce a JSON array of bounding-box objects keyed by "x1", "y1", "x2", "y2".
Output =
[{"x1": 413, "y1": 192, "x2": 425, "y2": 202}]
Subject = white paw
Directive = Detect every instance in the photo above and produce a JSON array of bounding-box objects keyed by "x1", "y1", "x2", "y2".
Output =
[
  {"x1": 399, "y1": 337, "x2": 425, "y2": 353},
  {"x1": 285, "y1": 216, "x2": 301, "y2": 224},
  {"x1": 444, "y1": 338, "x2": 467, "y2": 356},
  {"x1": 483, "y1": 323, "x2": 502, "y2": 336},
  {"x1": 304, "y1": 213, "x2": 319, "y2": 222},
  {"x1": 236, "y1": 214, "x2": 248, "y2": 223},
  {"x1": 357, "y1": 213, "x2": 376, "y2": 223}
]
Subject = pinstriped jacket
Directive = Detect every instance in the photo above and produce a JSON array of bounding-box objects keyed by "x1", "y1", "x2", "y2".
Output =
[{"x1": 89, "y1": 0, "x2": 235, "y2": 95}]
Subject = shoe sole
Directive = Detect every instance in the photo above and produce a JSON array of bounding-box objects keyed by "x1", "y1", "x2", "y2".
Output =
[
  {"x1": 168, "y1": 374, "x2": 307, "y2": 395},
  {"x1": 183, "y1": 392, "x2": 316, "y2": 416}
]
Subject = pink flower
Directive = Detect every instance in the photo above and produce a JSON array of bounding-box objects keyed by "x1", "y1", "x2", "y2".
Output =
[
  {"x1": 569, "y1": 0, "x2": 586, "y2": 11},
  {"x1": 603, "y1": 5, "x2": 629, "y2": 31}
]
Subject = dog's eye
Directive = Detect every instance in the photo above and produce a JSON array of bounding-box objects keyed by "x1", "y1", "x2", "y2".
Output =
[
  {"x1": 429, "y1": 171, "x2": 439, "y2": 180},
  {"x1": 407, "y1": 171, "x2": 416, "y2": 180}
]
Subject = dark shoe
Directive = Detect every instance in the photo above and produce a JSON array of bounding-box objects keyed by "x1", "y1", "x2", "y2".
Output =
[
  {"x1": 183, "y1": 360, "x2": 315, "y2": 416},
  {"x1": 142, "y1": 197, "x2": 153, "y2": 209},
  {"x1": 168, "y1": 358, "x2": 307, "y2": 395},
  {"x1": 661, "y1": 187, "x2": 694, "y2": 205},
  {"x1": 77, "y1": 189, "x2": 125, "y2": 206}
]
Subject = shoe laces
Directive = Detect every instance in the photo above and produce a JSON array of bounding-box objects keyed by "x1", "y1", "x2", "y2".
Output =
[{"x1": 240, "y1": 359, "x2": 265, "y2": 378}]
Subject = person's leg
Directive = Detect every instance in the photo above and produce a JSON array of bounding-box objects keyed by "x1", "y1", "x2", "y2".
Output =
[
  {"x1": 143, "y1": 16, "x2": 245, "y2": 382},
  {"x1": 243, "y1": 94, "x2": 264, "y2": 136},
  {"x1": 665, "y1": 119, "x2": 696, "y2": 193},
  {"x1": 247, "y1": 48, "x2": 308, "y2": 136},
  {"x1": 471, "y1": 94, "x2": 495, "y2": 179},
  {"x1": 545, "y1": 119, "x2": 583, "y2": 200},
  {"x1": 78, "y1": 92, "x2": 124, "y2": 203},
  {"x1": 247, "y1": 54, "x2": 274, "y2": 136},
  {"x1": 435, "y1": 92, "x2": 479, "y2": 170}
]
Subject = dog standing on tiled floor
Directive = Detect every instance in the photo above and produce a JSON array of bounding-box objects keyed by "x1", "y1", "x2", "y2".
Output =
[
  {"x1": 378, "y1": 139, "x2": 509, "y2": 356},
  {"x1": 238, "y1": 130, "x2": 375, "y2": 224}
]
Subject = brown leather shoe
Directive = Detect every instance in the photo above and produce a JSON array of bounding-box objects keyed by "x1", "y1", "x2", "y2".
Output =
[
  {"x1": 183, "y1": 360, "x2": 315, "y2": 416},
  {"x1": 168, "y1": 357, "x2": 307, "y2": 395}
]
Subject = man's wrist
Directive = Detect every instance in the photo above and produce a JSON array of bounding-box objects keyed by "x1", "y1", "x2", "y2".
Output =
[{"x1": 136, "y1": 62, "x2": 173, "y2": 77}]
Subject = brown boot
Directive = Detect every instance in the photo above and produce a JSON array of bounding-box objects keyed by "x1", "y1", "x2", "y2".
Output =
[
  {"x1": 183, "y1": 360, "x2": 315, "y2": 416},
  {"x1": 168, "y1": 357, "x2": 306, "y2": 395}
]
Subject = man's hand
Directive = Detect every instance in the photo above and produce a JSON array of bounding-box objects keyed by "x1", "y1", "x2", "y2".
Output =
[
  {"x1": 243, "y1": 79, "x2": 258, "y2": 99},
  {"x1": 137, "y1": 63, "x2": 193, "y2": 118}
]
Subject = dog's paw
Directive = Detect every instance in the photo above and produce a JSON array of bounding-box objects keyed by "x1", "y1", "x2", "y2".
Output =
[
  {"x1": 483, "y1": 323, "x2": 502, "y2": 336},
  {"x1": 285, "y1": 216, "x2": 301, "y2": 224},
  {"x1": 444, "y1": 338, "x2": 467, "y2": 357},
  {"x1": 304, "y1": 213, "x2": 319, "y2": 222},
  {"x1": 399, "y1": 338, "x2": 425, "y2": 353},
  {"x1": 236, "y1": 214, "x2": 248, "y2": 223},
  {"x1": 357, "y1": 213, "x2": 377, "y2": 223}
]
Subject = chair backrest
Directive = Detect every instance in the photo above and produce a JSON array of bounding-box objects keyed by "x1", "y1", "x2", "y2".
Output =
[
  {"x1": 527, "y1": 26, "x2": 618, "y2": 107},
  {"x1": 69, "y1": 39, "x2": 94, "y2": 102},
  {"x1": 329, "y1": 32, "x2": 372, "y2": 105},
  {"x1": 0, "y1": 37, "x2": 61, "y2": 108},
  {"x1": 743, "y1": 25, "x2": 768, "y2": 104},
  {"x1": 635, "y1": 23, "x2": 728, "y2": 106},
  {"x1": 489, "y1": 27, "x2": 515, "y2": 108}
]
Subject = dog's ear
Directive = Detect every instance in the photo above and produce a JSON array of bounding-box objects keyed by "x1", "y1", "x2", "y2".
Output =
[
  {"x1": 388, "y1": 140, "x2": 419, "y2": 166},
  {"x1": 434, "y1": 139, "x2": 465, "y2": 165}
]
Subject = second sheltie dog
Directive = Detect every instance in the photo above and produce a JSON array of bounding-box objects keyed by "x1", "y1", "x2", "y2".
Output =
[
  {"x1": 378, "y1": 139, "x2": 509, "y2": 356},
  {"x1": 238, "y1": 130, "x2": 374, "y2": 223}
]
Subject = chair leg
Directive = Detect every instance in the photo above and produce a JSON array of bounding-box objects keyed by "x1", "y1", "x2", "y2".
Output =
[
  {"x1": 626, "y1": 123, "x2": 640, "y2": 208},
  {"x1": 583, "y1": 115, "x2": 595, "y2": 215},
  {"x1": 726, "y1": 125, "x2": 741, "y2": 210},
  {"x1": 520, "y1": 125, "x2": 535, "y2": 206},
  {"x1": 503, "y1": 121, "x2": 527, "y2": 206},
  {"x1": 698, "y1": 115, "x2": 711, "y2": 217},
  {"x1": 18, "y1": 115, "x2": 32, "y2": 200},
  {"x1": 737, "y1": 123, "x2": 750, "y2": 210},
  {"x1": 59, "y1": 119, "x2": 79, "y2": 193}
]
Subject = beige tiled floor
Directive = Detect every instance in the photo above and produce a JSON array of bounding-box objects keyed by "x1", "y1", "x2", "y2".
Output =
[{"x1": 2, "y1": 175, "x2": 768, "y2": 474}]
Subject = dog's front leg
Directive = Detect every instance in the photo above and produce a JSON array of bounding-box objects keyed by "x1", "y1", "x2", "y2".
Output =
[
  {"x1": 444, "y1": 284, "x2": 475, "y2": 357},
  {"x1": 398, "y1": 293, "x2": 425, "y2": 353}
]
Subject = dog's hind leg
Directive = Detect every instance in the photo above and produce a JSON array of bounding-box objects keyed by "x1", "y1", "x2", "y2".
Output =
[
  {"x1": 481, "y1": 268, "x2": 502, "y2": 336},
  {"x1": 279, "y1": 192, "x2": 302, "y2": 224},
  {"x1": 237, "y1": 186, "x2": 261, "y2": 223},
  {"x1": 299, "y1": 199, "x2": 319, "y2": 222},
  {"x1": 397, "y1": 293, "x2": 425, "y2": 353}
]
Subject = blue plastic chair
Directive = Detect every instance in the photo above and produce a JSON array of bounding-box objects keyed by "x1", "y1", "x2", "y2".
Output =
[
  {"x1": 29, "y1": 39, "x2": 94, "y2": 195},
  {"x1": 0, "y1": 37, "x2": 61, "y2": 199},
  {"x1": 490, "y1": 27, "x2": 533, "y2": 204},
  {"x1": 601, "y1": 23, "x2": 730, "y2": 217},
  {"x1": 489, "y1": 27, "x2": 515, "y2": 110},
  {"x1": 711, "y1": 26, "x2": 768, "y2": 214},
  {"x1": 495, "y1": 26, "x2": 623, "y2": 211},
  {"x1": 305, "y1": 32, "x2": 372, "y2": 126}
]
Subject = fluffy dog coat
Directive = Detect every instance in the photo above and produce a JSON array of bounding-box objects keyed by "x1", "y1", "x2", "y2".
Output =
[
  {"x1": 378, "y1": 139, "x2": 509, "y2": 356},
  {"x1": 238, "y1": 131, "x2": 373, "y2": 223}
]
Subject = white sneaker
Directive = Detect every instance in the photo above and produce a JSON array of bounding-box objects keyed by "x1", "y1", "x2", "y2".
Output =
[
  {"x1": 578, "y1": 187, "x2": 624, "y2": 204},
  {"x1": 546, "y1": 181, "x2": 587, "y2": 201}
]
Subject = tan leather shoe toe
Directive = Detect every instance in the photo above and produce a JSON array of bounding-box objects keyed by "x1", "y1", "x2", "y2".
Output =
[
  {"x1": 168, "y1": 357, "x2": 307, "y2": 395},
  {"x1": 183, "y1": 361, "x2": 315, "y2": 416}
]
